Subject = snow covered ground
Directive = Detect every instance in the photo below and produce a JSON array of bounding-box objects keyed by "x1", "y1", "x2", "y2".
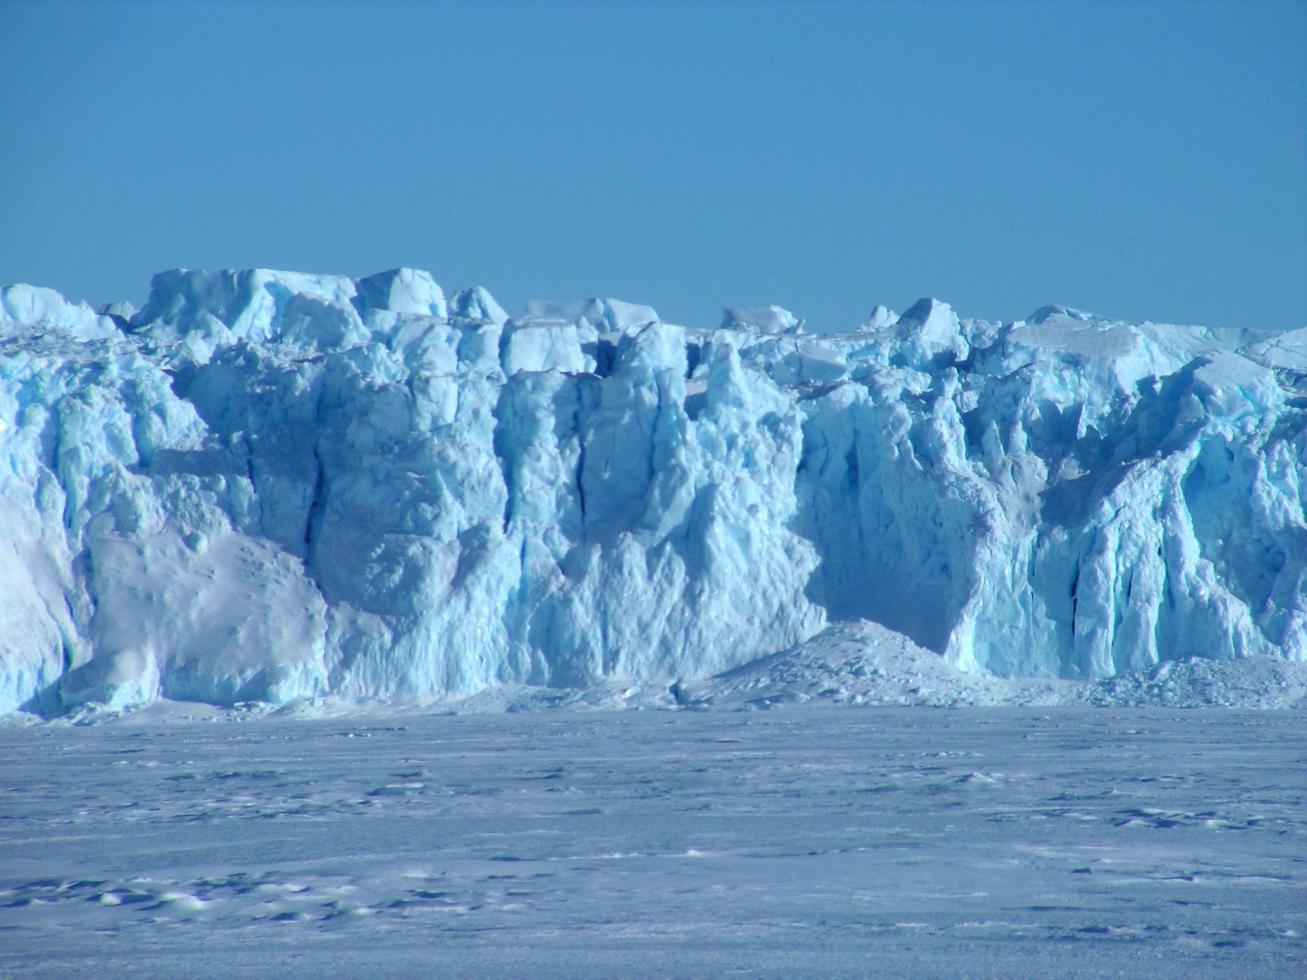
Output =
[{"x1": 2, "y1": 704, "x2": 1304, "y2": 978}]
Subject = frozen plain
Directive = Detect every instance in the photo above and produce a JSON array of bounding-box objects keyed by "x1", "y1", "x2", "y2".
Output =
[{"x1": 1, "y1": 704, "x2": 1305, "y2": 978}]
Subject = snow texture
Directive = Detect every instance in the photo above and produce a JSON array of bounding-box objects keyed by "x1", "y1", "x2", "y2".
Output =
[
  {"x1": 1, "y1": 708, "x2": 1304, "y2": 977},
  {"x1": 1, "y1": 270, "x2": 1305, "y2": 716}
]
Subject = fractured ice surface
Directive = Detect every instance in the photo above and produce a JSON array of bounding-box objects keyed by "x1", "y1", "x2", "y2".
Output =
[{"x1": 1, "y1": 270, "x2": 1304, "y2": 714}]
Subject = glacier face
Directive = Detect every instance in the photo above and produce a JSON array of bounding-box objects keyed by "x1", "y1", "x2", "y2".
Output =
[{"x1": 1, "y1": 270, "x2": 1304, "y2": 715}]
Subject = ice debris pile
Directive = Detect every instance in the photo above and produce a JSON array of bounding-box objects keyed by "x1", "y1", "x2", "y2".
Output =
[{"x1": 1, "y1": 269, "x2": 1304, "y2": 715}]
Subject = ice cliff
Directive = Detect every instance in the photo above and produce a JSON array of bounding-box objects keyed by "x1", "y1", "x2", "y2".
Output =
[{"x1": 1, "y1": 269, "x2": 1304, "y2": 715}]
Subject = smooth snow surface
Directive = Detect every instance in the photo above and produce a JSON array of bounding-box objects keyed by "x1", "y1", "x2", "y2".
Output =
[
  {"x1": 1, "y1": 708, "x2": 1303, "y2": 977},
  {"x1": 2, "y1": 269, "x2": 1305, "y2": 715}
]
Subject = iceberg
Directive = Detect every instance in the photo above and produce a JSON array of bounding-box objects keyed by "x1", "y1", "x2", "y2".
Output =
[{"x1": 1, "y1": 269, "x2": 1303, "y2": 715}]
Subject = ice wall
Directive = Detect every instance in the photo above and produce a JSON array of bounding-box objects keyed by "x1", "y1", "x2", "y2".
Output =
[{"x1": 1, "y1": 272, "x2": 1303, "y2": 714}]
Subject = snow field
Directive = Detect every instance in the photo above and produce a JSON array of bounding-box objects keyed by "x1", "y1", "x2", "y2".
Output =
[{"x1": 1, "y1": 707, "x2": 1303, "y2": 977}]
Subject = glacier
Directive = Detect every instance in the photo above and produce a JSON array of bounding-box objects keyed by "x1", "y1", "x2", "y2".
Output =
[{"x1": 1, "y1": 269, "x2": 1304, "y2": 716}]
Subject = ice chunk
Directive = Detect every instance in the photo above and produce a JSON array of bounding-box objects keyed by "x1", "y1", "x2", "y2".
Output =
[
  {"x1": 1240, "y1": 325, "x2": 1307, "y2": 373},
  {"x1": 449, "y1": 286, "x2": 508, "y2": 325},
  {"x1": 525, "y1": 297, "x2": 659, "y2": 333},
  {"x1": 866, "y1": 304, "x2": 898, "y2": 331},
  {"x1": 1027, "y1": 304, "x2": 1097, "y2": 324},
  {"x1": 601, "y1": 298, "x2": 659, "y2": 332},
  {"x1": 354, "y1": 268, "x2": 447, "y2": 318},
  {"x1": 133, "y1": 268, "x2": 360, "y2": 344},
  {"x1": 1, "y1": 284, "x2": 119, "y2": 340},
  {"x1": 500, "y1": 319, "x2": 588, "y2": 373},
  {"x1": 893, "y1": 297, "x2": 969, "y2": 365},
  {"x1": 721, "y1": 305, "x2": 802, "y2": 335}
]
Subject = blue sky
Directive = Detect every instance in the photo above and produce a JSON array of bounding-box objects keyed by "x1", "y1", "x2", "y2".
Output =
[{"x1": 2, "y1": 0, "x2": 1304, "y2": 330}]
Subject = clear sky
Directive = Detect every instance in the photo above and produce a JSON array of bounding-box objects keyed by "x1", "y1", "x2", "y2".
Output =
[{"x1": 2, "y1": 0, "x2": 1304, "y2": 331}]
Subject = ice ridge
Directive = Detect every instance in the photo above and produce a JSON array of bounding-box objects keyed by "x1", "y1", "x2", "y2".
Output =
[{"x1": 1, "y1": 269, "x2": 1303, "y2": 715}]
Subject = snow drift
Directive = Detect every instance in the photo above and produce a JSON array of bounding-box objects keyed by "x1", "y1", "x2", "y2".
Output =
[{"x1": 1, "y1": 270, "x2": 1304, "y2": 715}]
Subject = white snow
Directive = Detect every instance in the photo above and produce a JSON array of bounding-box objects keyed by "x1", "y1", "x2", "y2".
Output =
[
  {"x1": 0, "y1": 706, "x2": 1303, "y2": 976},
  {"x1": 1, "y1": 268, "x2": 1305, "y2": 716}
]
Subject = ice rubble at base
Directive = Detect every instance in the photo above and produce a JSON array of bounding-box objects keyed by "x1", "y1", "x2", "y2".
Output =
[{"x1": 1, "y1": 269, "x2": 1304, "y2": 716}]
